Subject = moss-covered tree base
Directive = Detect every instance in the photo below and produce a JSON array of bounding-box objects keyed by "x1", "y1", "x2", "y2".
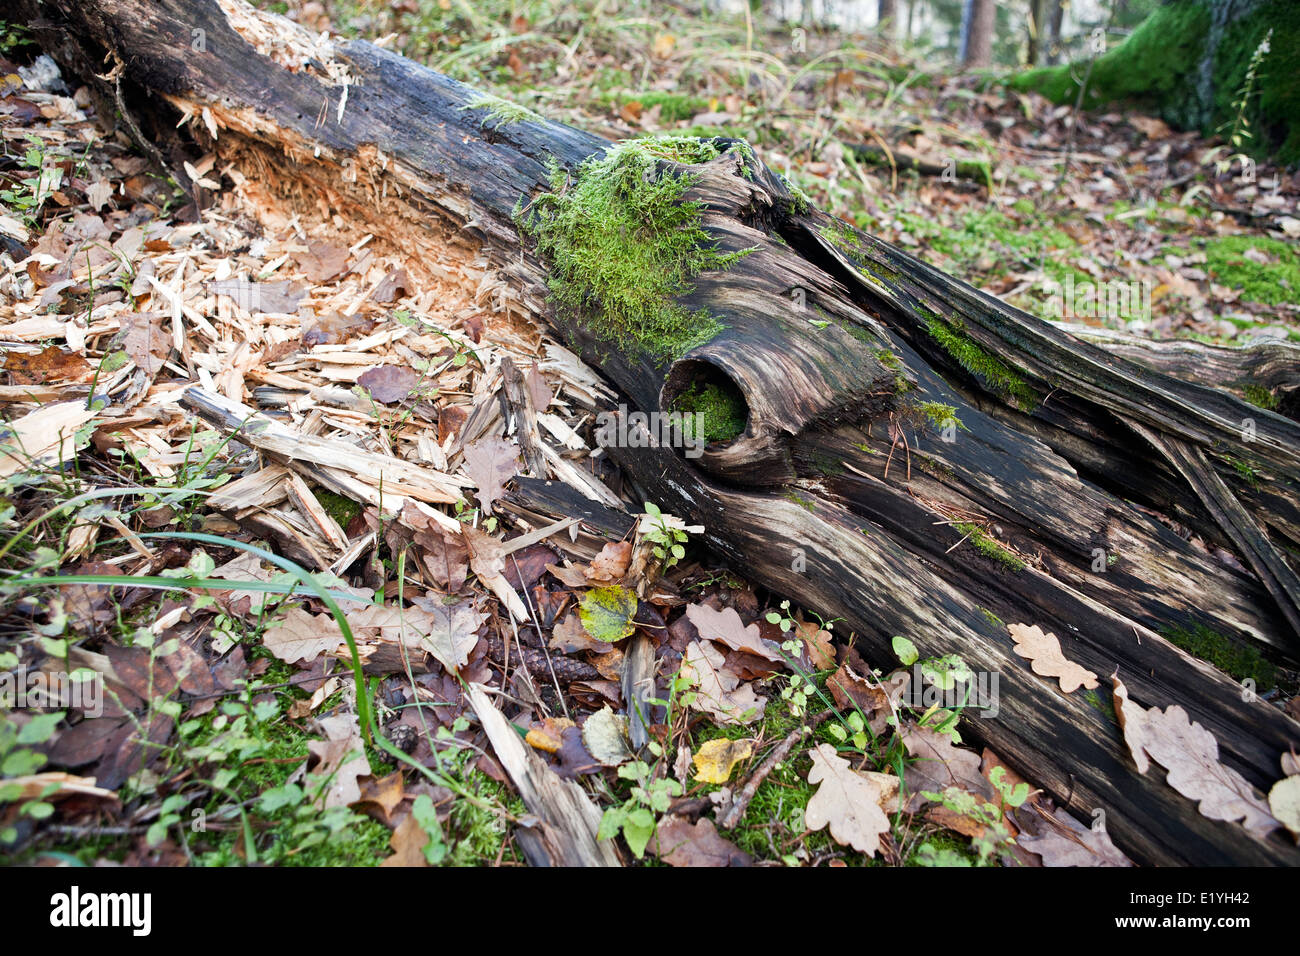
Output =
[{"x1": 1010, "y1": 0, "x2": 1299, "y2": 163}]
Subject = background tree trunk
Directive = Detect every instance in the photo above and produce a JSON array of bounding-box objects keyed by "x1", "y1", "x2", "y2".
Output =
[
  {"x1": 19, "y1": 0, "x2": 1300, "y2": 866},
  {"x1": 960, "y1": 0, "x2": 996, "y2": 67}
]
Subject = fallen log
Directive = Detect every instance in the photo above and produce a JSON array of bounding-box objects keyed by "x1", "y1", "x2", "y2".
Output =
[{"x1": 22, "y1": 0, "x2": 1300, "y2": 865}]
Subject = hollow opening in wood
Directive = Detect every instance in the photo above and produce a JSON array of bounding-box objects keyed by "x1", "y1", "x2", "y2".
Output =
[{"x1": 660, "y1": 359, "x2": 749, "y2": 447}]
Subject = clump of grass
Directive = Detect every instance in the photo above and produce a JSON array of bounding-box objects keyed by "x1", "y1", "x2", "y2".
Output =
[{"x1": 518, "y1": 136, "x2": 754, "y2": 363}]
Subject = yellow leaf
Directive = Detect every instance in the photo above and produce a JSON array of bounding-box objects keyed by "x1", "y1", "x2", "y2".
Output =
[{"x1": 693, "y1": 737, "x2": 754, "y2": 784}]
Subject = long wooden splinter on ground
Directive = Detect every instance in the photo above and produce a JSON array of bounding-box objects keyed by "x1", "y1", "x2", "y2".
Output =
[{"x1": 26, "y1": 0, "x2": 1300, "y2": 865}]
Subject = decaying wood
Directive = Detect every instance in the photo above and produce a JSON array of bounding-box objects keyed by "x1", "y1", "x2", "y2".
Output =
[
  {"x1": 24, "y1": 0, "x2": 1300, "y2": 866},
  {"x1": 465, "y1": 682, "x2": 622, "y2": 867}
]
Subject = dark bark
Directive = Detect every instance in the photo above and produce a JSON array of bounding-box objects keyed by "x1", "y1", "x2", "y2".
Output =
[{"x1": 22, "y1": 0, "x2": 1300, "y2": 866}]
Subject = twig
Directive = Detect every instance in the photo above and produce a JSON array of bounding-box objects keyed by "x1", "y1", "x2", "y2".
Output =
[{"x1": 717, "y1": 708, "x2": 833, "y2": 830}]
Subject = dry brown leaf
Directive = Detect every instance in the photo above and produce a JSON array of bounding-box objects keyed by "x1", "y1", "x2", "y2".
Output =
[
  {"x1": 1017, "y1": 806, "x2": 1133, "y2": 867},
  {"x1": 1008, "y1": 622, "x2": 1098, "y2": 693},
  {"x1": 650, "y1": 815, "x2": 752, "y2": 867},
  {"x1": 461, "y1": 436, "x2": 518, "y2": 517},
  {"x1": 794, "y1": 618, "x2": 836, "y2": 670},
  {"x1": 685, "y1": 603, "x2": 783, "y2": 664},
  {"x1": 804, "y1": 743, "x2": 891, "y2": 857},
  {"x1": 262, "y1": 606, "x2": 343, "y2": 665},
  {"x1": 381, "y1": 812, "x2": 429, "y2": 867},
  {"x1": 307, "y1": 714, "x2": 372, "y2": 809},
  {"x1": 358, "y1": 364, "x2": 418, "y2": 404},
  {"x1": 682, "y1": 639, "x2": 765, "y2": 726},
  {"x1": 899, "y1": 722, "x2": 993, "y2": 811},
  {"x1": 1113, "y1": 676, "x2": 1278, "y2": 837},
  {"x1": 586, "y1": 540, "x2": 633, "y2": 583}
]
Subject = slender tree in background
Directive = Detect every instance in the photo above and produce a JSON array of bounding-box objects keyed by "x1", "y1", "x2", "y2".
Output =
[
  {"x1": 1046, "y1": 0, "x2": 1066, "y2": 64},
  {"x1": 878, "y1": 0, "x2": 897, "y2": 41},
  {"x1": 960, "y1": 0, "x2": 996, "y2": 67}
]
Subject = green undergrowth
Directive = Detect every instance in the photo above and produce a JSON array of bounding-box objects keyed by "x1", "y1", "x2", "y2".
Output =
[
  {"x1": 1200, "y1": 235, "x2": 1300, "y2": 307},
  {"x1": 518, "y1": 136, "x2": 754, "y2": 363},
  {"x1": 460, "y1": 92, "x2": 544, "y2": 129},
  {"x1": 951, "y1": 522, "x2": 1026, "y2": 572}
]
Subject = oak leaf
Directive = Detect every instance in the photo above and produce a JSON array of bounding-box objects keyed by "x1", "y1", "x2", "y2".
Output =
[
  {"x1": 1113, "y1": 676, "x2": 1278, "y2": 837},
  {"x1": 804, "y1": 743, "x2": 891, "y2": 856},
  {"x1": 461, "y1": 436, "x2": 518, "y2": 516},
  {"x1": 1008, "y1": 622, "x2": 1098, "y2": 693},
  {"x1": 262, "y1": 606, "x2": 343, "y2": 665},
  {"x1": 685, "y1": 603, "x2": 783, "y2": 664},
  {"x1": 682, "y1": 640, "x2": 765, "y2": 726}
]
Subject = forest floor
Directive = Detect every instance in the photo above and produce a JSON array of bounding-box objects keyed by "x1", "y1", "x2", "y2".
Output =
[{"x1": 0, "y1": 3, "x2": 1296, "y2": 868}]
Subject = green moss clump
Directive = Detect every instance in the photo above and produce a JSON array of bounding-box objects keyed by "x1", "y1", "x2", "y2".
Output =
[
  {"x1": 1161, "y1": 622, "x2": 1276, "y2": 690},
  {"x1": 1083, "y1": 688, "x2": 1119, "y2": 727},
  {"x1": 460, "y1": 93, "x2": 544, "y2": 129},
  {"x1": 606, "y1": 90, "x2": 710, "y2": 123},
  {"x1": 915, "y1": 401, "x2": 965, "y2": 432},
  {"x1": 952, "y1": 522, "x2": 1025, "y2": 572},
  {"x1": 315, "y1": 489, "x2": 362, "y2": 530},
  {"x1": 1243, "y1": 384, "x2": 1280, "y2": 411},
  {"x1": 1201, "y1": 235, "x2": 1300, "y2": 307},
  {"x1": 924, "y1": 316, "x2": 1037, "y2": 410},
  {"x1": 672, "y1": 381, "x2": 747, "y2": 443},
  {"x1": 518, "y1": 136, "x2": 753, "y2": 363}
]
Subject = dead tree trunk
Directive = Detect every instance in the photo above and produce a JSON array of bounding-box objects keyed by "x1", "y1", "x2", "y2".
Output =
[{"x1": 23, "y1": 0, "x2": 1300, "y2": 866}]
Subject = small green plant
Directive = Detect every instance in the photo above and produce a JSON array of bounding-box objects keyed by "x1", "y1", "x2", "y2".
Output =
[
  {"x1": 0, "y1": 135, "x2": 59, "y2": 228},
  {"x1": 921, "y1": 765, "x2": 1026, "y2": 865},
  {"x1": 637, "y1": 501, "x2": 701, "y2": 573},
  {"x1": 597, "y1": 759, "x2": 682, "y2": 858}
]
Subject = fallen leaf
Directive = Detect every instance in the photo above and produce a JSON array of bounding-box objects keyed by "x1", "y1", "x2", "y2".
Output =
[
  {"x1": 804, "y1": 743, "x2": 891, "y2": 856},
  {"x1": 581, "y1": 706, "x2": 631, "y2": 766},
  {"x1": 382, "y1": 812, "x2": 429, "y2": 867},
  {"x1": 307, "y1": 714, "x2": 372, "y2": 809},
  {"x1": 1009, "y1": 622, "x2": 1098, "y2": 692},
  {"x1": 682, "y1": 640, "x2": 765, "y2": 726},
  {"x1": 1268, "y1": 775, "x2": 1300, "y2": 839},
  {"x1": 692, "y1": 737, "x2": 753, "y2": 784},
  {"x1": 292, "y1": 239, "x2": 348, "y2": 282},
  {"x1": 209, "y1": 278, "x2": 304, "y2": 314},
  {"x1": 1017, "y1": 806, "x2": 1133, "y2": 867},
  {"x1": 651, "y1": 815, "x2": 752, "y2": 866},
  {"x1": 685, "y1": 603, "x2": 783, "y2": 664},
  {"x1": 549, "y1": 611, "x2": 616, "y2": 655},
  {"x1": 525, "y1": 716, "x2": 576, "y2": 754},
  {"x1": 899, "y1": 722, "x2": 993, "y2": 811},
  {"x1": 586, "y1": 541, "x2": 633, "y2": 583},
  {"x1": 578, "y1": 585, "x2": 638, "y2": 643},
  {"x1": 794, "y1": 619, "x2": 836, "y2": 670},
  {"x1": 417, "y1": 600, "x2": 485, "y2": 675},
  {"x1": 461, "y1": 436, "x2": 518, "y2": 516},
  {"x1": 1112, "y1": 676, "x2": 1278, "y2": 837},
  {"x1": 262, "y1": 606, "x2": 344, "y2": 665},
  {"x1": 358, "y1": 364, "x2": 419, "y2": 404}
]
